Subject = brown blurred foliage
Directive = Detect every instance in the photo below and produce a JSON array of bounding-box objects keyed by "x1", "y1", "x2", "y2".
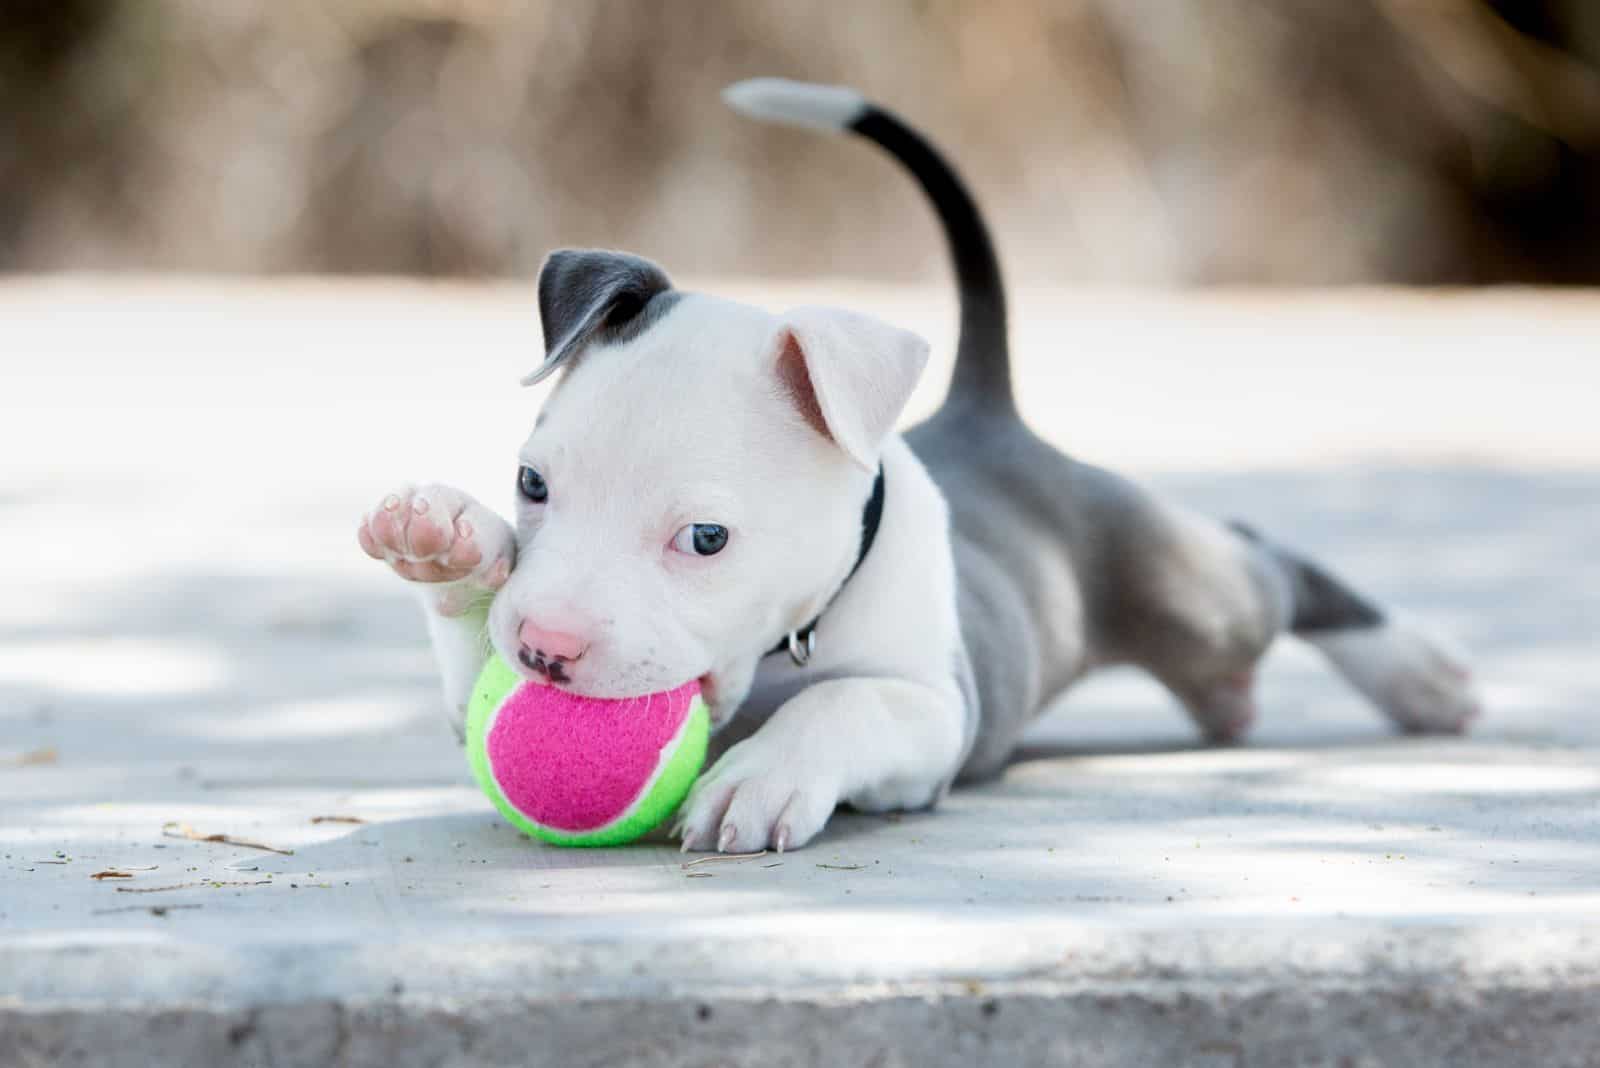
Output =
[{"x1": 2, "y1": 0, "x2": 1598, "y2": 283}]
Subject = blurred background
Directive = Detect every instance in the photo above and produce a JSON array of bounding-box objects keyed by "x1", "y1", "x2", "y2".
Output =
[{"x1": 5, "y1": 0, "x2": 1600, "y2": 285}]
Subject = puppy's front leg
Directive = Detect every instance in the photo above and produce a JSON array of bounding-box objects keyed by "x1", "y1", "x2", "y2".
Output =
[
  {"x1": 357, "y1": 483, "x2": 516, "y2": 738},
  {"x1": 676, "y1": 676, "x2": 967, "y2": 853}
]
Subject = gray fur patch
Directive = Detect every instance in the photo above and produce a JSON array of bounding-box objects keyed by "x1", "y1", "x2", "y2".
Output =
[{"x1": 1228, "y1": 521, "x2": 1385, "y2": 634}]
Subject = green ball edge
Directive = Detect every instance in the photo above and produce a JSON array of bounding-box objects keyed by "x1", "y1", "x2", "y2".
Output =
[{"x1": 464, "y1": 654, "x2": 709, "y2": 847}]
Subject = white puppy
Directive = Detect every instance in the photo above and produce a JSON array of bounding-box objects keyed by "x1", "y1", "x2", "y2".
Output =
[{"x1": 360, "y1": 80, "x2": 1481, "y2": 852}]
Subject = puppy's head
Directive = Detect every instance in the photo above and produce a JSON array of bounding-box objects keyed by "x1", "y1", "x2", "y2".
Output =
[{"x1": 486, "y1": 249, "x2": 928, "y2": 700}]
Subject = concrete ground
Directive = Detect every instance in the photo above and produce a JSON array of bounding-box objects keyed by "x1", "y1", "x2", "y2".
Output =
[{"x1": 3, "y1": 280, "x2": 1598, "y2": 1066}]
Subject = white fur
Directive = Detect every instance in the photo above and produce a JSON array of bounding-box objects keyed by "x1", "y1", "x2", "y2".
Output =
[
  {"x1": 1308, "y1": 621, "x2": 1482, "y2": 734},
  {"x1": 677, "y1": 435, "x2": 969, "y2": 850},
  {"x1": 722, "y1": 78, "x2": 867, "y2": 132},
  {"x1": 778, "y1": 306, "x2": 929, "y2": 471},
  {"x1": 367, "y1": 292, "x2": 966, "y2": 852},
  {"x1": 357, "y1": 482, "x2": 512, "y2": 737}
]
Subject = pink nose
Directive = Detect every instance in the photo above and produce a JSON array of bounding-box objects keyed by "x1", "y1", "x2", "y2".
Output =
[{"x1": 517, "y1": 620, "x2": 589, "y2": 662}]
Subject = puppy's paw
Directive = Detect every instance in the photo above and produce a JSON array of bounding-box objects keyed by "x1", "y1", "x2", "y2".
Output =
[
  {"x1": 1316, "y1": 622, "x2": 1483, "y2": 735},
  {"x1": 674, "y1": 739, "x2": 840, "y2": 853},
  {"x1": 1378, "y1": 627, "x2": 1483, "y2": 735},
  {"x1": 1183, "y1": 670, "x2": 1259, "y2": 745},
  {"x1": 358, "y1": 484, "x2": 514, "y2": 614}
]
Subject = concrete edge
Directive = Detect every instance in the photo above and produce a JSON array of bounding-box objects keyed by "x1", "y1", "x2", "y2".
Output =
[{"x1": 6, "y1": 979, "x2": 1599, "y2": 1068}]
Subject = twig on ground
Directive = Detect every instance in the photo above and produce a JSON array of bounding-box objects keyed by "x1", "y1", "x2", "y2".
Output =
[
  {"x1": 681, "y1": 850, "x2": 767, "y2": 869},
  {"x1": 90, "y1": 871, "x2": 134, "y2": 880},
  {"x1": 115, "y1": 879, "x2": 271, "y2": 894},
  {"x1": 161, "y1": 822, "x2": 293, "y2": 855},
  {"x1": 93, "y1": 904, "x2": 202, "y2": 917},
  {"x1": 815, "y1": 863, "x2": 866, "y2": 871},
  {"x1": 309, "y1": 816, "x2": 366, "y2": 825}
]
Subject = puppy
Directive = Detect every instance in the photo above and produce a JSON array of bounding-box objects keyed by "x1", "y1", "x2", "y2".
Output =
[{"x1": 359, "y1": 78, "x2": 1481, "y2": 853}]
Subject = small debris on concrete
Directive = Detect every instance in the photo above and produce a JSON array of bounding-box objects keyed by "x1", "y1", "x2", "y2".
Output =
[
  {"x1": 816, "y1": 864, "x2": 866, "y2": 872},
  {"x1": 309, "y1": 815, "x2": 365, "y2": 825},
  {"x1": 115, "y1": 880, "x2": 271, "y2": 894},
  {"x1": 161, "y1": 822, "x2": 293, "y2": 856},
  {"x1": 89, "y1": 871, "x2": 134, "y2": 881},
  {"x1": 682, "y1": 850, "x2": 767, "y2": 869},
  {"x1": 92, "y1": 904, "x2": 202, "y2": 917},
  {"x1": 5, "y1": 747, "x2": 58, "y2": 768}
]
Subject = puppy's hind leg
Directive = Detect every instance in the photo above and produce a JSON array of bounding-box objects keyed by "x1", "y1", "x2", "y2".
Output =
[
  {"x1": 1109, "y1": 505, "x2": 1288, "y2": 745},
  {"x1": 1229, "y1": 522, "x2": 1482, "y2": 734}
]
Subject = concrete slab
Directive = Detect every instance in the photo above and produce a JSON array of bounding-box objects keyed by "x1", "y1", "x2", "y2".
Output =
[{"x1": 3, "y1": 281, "x2": 1598, "y2": 1066}]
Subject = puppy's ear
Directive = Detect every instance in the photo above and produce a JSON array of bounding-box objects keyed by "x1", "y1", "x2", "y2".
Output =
[
  {"x1": 772, "y1": 306, "x2": 930, "y2": 471},
  {"x1": 525, "y1": 249, "x2": 674, "y2": 386}
]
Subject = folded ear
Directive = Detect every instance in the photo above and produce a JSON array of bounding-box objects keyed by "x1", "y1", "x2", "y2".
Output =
[
  {"x1": 524, "y1": 249, "x2": 674, "y2": 386},
  {"x1": 772, "y1": 305, "x2": 930, "y2": 471}
]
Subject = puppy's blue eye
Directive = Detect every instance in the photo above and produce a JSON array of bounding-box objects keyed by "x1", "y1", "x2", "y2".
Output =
[
  {"x1": 673, "y1": 523, "x2": 728, "y2": 557},
  {"x1": 517, "y1": 466, "x2": 548, "y2": 503}
]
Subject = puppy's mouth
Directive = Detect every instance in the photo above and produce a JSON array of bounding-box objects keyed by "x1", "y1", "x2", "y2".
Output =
[{"x1": 511, "y1": 646, "x2": 708, "y2": 701}]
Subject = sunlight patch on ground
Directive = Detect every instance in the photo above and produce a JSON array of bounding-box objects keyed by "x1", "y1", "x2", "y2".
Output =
[
  {"x1": 0, "y1": 639, "x2": 229, "y2": 699},
  {"x1": 1309, "y1": 761, "x2": 1600, "y2": 795},
  {"x1": 179, "y1": 696, "x2": 425, "y2": 741}
]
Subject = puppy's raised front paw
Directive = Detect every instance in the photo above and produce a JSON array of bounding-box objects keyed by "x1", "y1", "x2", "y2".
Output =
[
  {"x1": 358, "y1": 484, "x2": 514, "y2": 614},
  {"x1": 674, "y1": 740, "x2": 840, "y2": 854}
]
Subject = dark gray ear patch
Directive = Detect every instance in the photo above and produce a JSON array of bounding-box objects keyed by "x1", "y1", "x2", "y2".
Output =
[{"x1": 524, "y1": 249, "x2": 677, "y2": 386}]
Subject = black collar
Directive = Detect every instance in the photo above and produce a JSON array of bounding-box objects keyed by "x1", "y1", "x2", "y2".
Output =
[{"x1": 767, "y1": 465, "x2": 887, "y2": 665}]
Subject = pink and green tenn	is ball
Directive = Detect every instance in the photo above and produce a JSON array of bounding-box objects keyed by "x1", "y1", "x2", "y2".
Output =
[{"x1": 465, "y1": 655, "x2": 710, "y2": 846}]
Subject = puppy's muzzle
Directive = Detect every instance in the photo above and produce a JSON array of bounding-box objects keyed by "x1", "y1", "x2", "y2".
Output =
[{"x1": 516, "y1": 620, "x2": 588, "y2": 685}]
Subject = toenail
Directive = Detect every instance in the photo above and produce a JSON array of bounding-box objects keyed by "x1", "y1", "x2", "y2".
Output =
[
  {"x1": 718, "y1": 824, "x2": 737, "y2": 852},
  {"x1": 383, "y1": 495, "x2": 401, "y2": 511},
  {"x1": 412, "y1": 498, "x2": 429, "y2": 514},
  {"x1": 455, "y1": 518, "x2": 473, "y2": 537}
]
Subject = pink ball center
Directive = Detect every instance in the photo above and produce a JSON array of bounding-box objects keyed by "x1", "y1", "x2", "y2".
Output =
[{"x1": 485, "y1": 680, "x2": 699, "y2": 832}]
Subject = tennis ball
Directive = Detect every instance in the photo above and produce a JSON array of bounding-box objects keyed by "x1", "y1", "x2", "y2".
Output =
[{"x1": 465, "y1": 654, "x2": 709, "y2": 847}]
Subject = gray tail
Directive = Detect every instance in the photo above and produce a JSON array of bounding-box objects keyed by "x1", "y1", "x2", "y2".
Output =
[{"x1": 723, "y1": 78, "x2": 1012, "y2": 413}]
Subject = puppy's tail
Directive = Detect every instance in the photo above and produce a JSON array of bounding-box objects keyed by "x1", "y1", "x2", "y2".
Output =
[{"x1": 724, "y1": 78, "x2": 1012, "y2": 414}]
